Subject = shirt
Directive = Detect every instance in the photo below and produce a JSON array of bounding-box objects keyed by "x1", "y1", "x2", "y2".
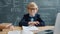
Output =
[{"x1": 19, "y1": 14, "x2": 45, "y2": 27}]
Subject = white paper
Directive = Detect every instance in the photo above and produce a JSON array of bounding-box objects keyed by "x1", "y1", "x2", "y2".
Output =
[
  {"x1": 22, "y1": 30, "x2": 34, "y2": 34},
  {"x1": 8, "y1": 30, "x2": 33, "y2": 34},
  {"x1": 22, "y1": 26, "x2": 38, "y2": 31},
  {"x1": 8, "y1": 30, "x2": 21, "y2": 34}
]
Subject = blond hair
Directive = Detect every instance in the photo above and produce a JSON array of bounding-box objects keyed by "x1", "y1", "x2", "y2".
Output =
[{"x1": 27, "y1": 2, "x2": 38, "y2": 9}]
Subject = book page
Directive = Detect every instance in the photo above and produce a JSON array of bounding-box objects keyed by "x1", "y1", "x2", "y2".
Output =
[
  {"x1": 22, "y1": 26, "x2": 38, "y2": 31},
  {"x1": 8, "y1": 30, "x2": 21, "y2": 34},
  {"x1": 8, "y1": 30, "x2": 33, "y2": 34}
]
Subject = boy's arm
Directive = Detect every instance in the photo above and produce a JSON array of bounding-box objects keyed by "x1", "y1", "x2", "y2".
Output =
[
  {"x1": 19, "y1": 15, "x2": 28, "y2": 27},
  {"x1": 36, "y1": 15, "x2": 45, "y2": 26}
]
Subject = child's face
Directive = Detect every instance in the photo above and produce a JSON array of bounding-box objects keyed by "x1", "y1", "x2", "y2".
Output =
[{"x1": 27, "y1": 8, "x2": 38, "y2": 16}]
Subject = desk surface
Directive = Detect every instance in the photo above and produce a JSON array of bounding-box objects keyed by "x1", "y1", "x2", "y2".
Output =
[
  {"x1": 31, "y1": 26, "x2": 54, "y2": 34},
  {"x1": 0, "y1": 26, "x2": 54, "y2": 34}
]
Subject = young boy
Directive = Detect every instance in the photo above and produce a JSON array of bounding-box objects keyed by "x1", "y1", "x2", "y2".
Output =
[{"x1": 19, "y1": 2, "x2": 45, "y2": 27}]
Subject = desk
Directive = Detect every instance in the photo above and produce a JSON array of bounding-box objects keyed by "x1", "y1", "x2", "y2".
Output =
[
  {"x1": 0, "y1": 26, "x2": 54, "y2": 34},
  {"x1": 32, "y1": 26, "x2": 54, "y2": 34}
]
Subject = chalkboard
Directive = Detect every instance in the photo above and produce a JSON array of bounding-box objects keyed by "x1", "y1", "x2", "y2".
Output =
[{"x1": 0, "y1": 0, "x2": 60, "y2": 26}]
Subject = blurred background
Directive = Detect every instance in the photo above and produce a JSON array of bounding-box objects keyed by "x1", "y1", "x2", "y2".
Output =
[{"x1": 0, "y1": 0, "x2": 59, "y2": 26}]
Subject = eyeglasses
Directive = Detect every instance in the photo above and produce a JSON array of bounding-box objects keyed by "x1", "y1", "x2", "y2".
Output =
[{"x1": 28, "y1": 8, "x2": 37, "y2": 10}]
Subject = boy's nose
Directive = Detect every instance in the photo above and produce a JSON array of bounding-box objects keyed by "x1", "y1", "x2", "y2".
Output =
[{"x1": 31, "y1": 10, "x2": 34, "y2": 12}]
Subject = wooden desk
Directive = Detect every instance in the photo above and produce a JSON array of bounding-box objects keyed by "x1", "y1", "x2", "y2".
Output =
[
  {"x1": 0, "y1": 26, "x2": 54, "y2": 34},
  {"x1": 29, "y1": 26, "x2": 54, "y2": 34}
]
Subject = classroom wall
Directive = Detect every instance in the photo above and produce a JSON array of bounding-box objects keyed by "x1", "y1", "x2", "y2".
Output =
[{"x1": 0, "y1": 0, "x2": 60, "y2": 26}]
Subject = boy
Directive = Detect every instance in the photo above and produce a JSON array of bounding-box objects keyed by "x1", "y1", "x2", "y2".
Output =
[{"x1": 19, "y1": 2, "x2": 45, "y2": 27}]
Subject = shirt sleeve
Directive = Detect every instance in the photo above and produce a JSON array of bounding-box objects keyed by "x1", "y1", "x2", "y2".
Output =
[
  {"x1": 36, "y1": 15, "x2": 45, "y2": 26},
  {"x1": 19, "y1": 15, "x2": 28, "y2": 27}
]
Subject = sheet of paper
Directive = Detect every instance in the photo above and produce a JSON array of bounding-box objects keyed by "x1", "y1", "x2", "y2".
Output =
[
  {"x1": 22, "y1": 26, "x2": 38, "y2": 31},
  {"x1": 8, "y1": 30, "x2": 33, "y2": 34},
  {"x1": 22, "y1": 30, "x2": 34, "y2": 34},
  {"x1": 8, "y1": 30, "x2": 21, "y2": 34}
]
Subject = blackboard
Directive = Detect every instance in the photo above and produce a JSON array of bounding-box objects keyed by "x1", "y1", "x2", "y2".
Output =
[{"x1": 0, "y1": 0, "x2": 60, "y2": 26}]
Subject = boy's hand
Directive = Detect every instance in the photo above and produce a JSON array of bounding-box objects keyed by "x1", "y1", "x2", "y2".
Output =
[
  {"x1": 28, "y1": 21, "x2": 40, "y2": 26},
  {"x1": 5, "y1": 24, "x2": 14, "y2": 29},
  {"x1": 34, "y1": 21, "x2": 40, "y2": 25},
  {"x1": 0, "y1": 24, "x2": 14, "y2": 30}
]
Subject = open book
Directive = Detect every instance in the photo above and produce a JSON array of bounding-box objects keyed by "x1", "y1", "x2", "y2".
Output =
[
  {"x1": 8, "y1": 26, "x2": 38, "y2": 34},
  {"x1": 8, "y1": 30, "x2": 33, "y2": 34},
  {"x1": 8, "y1": 30, "x2": 21, "y2": 34}
]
